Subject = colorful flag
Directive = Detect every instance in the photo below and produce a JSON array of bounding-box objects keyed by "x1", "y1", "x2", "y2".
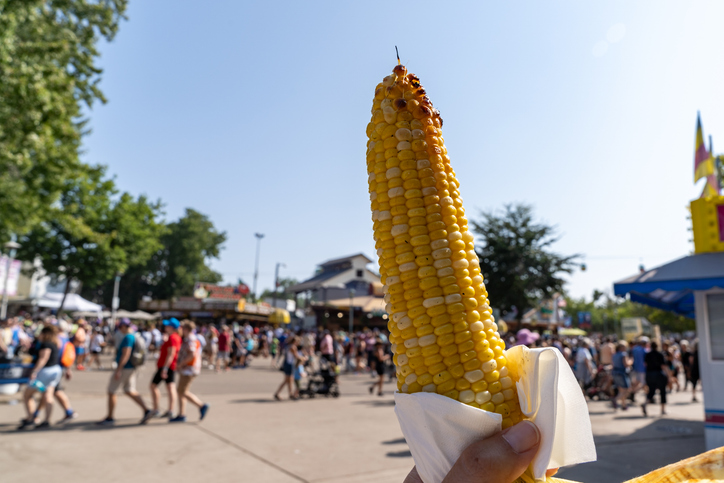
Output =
[
  {"x1": 694, "y1": 113, "x2": 714, "y2": 182},
  {"x1": 700, "y1": 136, "x2": 721, "y2": 198}
]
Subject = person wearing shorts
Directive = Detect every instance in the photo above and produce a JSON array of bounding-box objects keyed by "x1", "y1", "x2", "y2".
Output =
[
  {"x1": 170, "y1": 321, "x2": 209, "y2": 423},
  {"x1": 98, "y1": 320, "x2": 151, "y2": 426},
  {"x1": 149, "y1": 318, "x2": 181, "y2": 419},
  {"x1": 19, "y1": 325, "x2": 63, "y2": 430}
]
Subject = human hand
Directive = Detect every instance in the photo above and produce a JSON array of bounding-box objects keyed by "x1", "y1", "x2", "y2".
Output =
[
  {"x1": 113, "y1": 369, "x2": 121, "y2": 380},
  {"x1": 403, "y1": 421, "x2": 556, "y2": 483}
]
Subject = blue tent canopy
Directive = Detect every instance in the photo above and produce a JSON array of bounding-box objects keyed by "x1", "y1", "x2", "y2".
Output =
[{"x1": 613, "y1": 252, "x2": 724, "y2": 318}]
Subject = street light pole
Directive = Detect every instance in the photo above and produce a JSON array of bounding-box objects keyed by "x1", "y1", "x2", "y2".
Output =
[
  {"x1": 272, "y1": 262, "x2": 286, "y2": 309},
  {"x1": 1, "y1": 240, "x2": 20, "y2": 320},
  {"x1": 348, "y1": 288, "x2": 356, "y2": 334},
  {"x1": 252, "y1": 233, "x2": 265, "y2": 302}
]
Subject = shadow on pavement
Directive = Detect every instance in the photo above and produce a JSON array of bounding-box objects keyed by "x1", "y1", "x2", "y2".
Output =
[
  {"x1": 353, "y1": 399, "x2": 395, "y2": 407},
  {"x1": 231, "y1": 398, "x2": 280, "y2": 404},
  {"x1": 557, "y1": 417, "x2": 705, "y2": 483},
  {"x1": 0, "y1": 419, "x2": 159, "y2": 434},
  {"x1": 386, "y1": 450, "x2": 412, "y2": 458},
  {"x1": 382, "y1": 437, "x2": 406, "y2": 445}
]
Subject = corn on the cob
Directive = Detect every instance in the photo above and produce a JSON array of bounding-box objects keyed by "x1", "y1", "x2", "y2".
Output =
[{"x1": 365, "y1": 63, "x2": 521, "y2": 428}]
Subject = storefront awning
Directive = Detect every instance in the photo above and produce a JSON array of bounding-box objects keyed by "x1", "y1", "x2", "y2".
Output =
[{"x1": 613, "y1": 252, "x2": 724, "y2": 318}]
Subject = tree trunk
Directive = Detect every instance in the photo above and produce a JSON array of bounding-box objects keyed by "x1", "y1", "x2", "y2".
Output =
[{"x1": 58, "y1": 277, "x2": 72, "y2": 316}]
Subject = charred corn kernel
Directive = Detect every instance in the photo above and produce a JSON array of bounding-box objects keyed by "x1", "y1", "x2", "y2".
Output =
[{"x1": 367, "y1": 64, "x2": 519, "y2": 416}]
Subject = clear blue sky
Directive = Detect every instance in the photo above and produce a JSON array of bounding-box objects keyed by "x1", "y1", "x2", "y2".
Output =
[{"x1": 83, "y1": 1, "x2": 724, "y2": 301}]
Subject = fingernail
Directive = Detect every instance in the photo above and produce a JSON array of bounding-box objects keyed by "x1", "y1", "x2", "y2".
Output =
[{"x1": 502, "y1": 420, "x2": 540, "y2": 454}]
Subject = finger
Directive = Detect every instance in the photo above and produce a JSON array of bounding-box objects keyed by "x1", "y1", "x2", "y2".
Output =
[
  {"x1": 442, "y1": 420, "x2": 541, "y2": 483},
  {"x1": 403, "y1": 466, "x2": 423, "y2": 483}
]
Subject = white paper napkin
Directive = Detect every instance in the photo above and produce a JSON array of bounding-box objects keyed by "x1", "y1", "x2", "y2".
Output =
[{"x1": 394, "y1": 346, "x2": 596, "y2": 483}]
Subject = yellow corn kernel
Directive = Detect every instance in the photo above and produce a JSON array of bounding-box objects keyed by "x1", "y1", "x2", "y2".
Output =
[{"x1": 367, "y1": 64, "x2": 519, "y2": 418}]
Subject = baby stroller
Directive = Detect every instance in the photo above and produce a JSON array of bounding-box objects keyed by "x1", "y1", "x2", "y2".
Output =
[
  {"x1": 585, "y1": 365, "x2": 613, "y2": 401},
  {"x1": 299, "y1": 359, "x2": 340, "y2": 398}
]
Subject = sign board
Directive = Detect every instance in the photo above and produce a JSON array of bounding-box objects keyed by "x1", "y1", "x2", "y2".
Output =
[
  {"x1": 193, "y1": 282, "x2": 249, "y2": 300},
  {"x1": 0, "y1": 257, "x2": 21, "y2": 296},
  {"x1": 621, "y1": 317, "x2": 652, "y2": 342},
  {"x1": 691, "y1": 196, "x2": 724, "y2": 253},
  {"x1": 577, "y1": 311, "x2": 592, "y2": 328}
]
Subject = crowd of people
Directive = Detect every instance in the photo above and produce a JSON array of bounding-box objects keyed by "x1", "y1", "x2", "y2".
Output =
[
  {"x1": 0, "y1": 315, "x2": 210, "y2": 430},
  {"x1": 506, "y1": 329, "x2": 702, "y2": 416},
  {"x1": 1, "y1": 314, "x2": 703, "y2": 429}
]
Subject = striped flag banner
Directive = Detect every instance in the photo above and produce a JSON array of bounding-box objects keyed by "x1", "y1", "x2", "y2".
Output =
[{"x1": 695, "y1": 113, "x2": 714, "y2": 182}]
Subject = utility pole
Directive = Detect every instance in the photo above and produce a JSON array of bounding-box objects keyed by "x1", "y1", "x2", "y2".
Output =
[
  {"x1": 272, "y1": 262, "x2": 286, "y2": 308},
  {"x1": 1, "y1": 239, "x2": 20, "y2": 319},
  {"x1": 253, "y1": 233, "x2": 265, "y2": 302},
  {"x1": 348, "y1": 288, "x2": 356, "y2": 334}
]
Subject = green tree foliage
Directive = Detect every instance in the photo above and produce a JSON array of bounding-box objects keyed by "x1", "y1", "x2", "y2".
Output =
[
  {"x1": 0, "y1": 0, "x2": 128, "y2": 241},
  {"x1": 260, "y1": 277, "x2": 299, "y2": 301},
  {"x1": 151, "y1": 209, "x2": 226, "y2": 299},
  {"x1": 471, "y1": 203, "x2": 579, "y2": 318},
  {"x1": 83, "y1": 209, "x2": 226, "y2": 309},
  {"x1": 564, "y1": 293, "x2": 695, "y2": 334},
  {"x1": 18, "y1": 165, "x2": 164, "y2": 311}
]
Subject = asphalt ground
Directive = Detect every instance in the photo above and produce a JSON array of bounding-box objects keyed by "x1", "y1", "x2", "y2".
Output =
[{"x1": 0, "y1": 355, "x2": 707, "y2": 482}]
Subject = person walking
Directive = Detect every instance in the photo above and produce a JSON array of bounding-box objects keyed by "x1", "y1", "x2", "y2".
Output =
[
  {"x1": 574, "y1": 340, "x2": 595, "y2": 390},
  {"x1": 368, "y1": 338, "x2": 389, "y2": 396},
  {"x1": 610, "y1": 341, "x2": 631, "y2": 411},
  {"x1": 690, "y1": 342, "x2": 701, "y2": 402},
  {"x1": 215, "y1": 325, "x2": 231, "y2": 372},
  {"x1": 641, "y1": 342, "x2": 671, "y2": 417},
  {"x1": 18, "y1": 325, "x2": 63, "y2": 430},
  {"x1": 73, "y1": 321, "x2": 87, "y2": 370},
  {"x1": 274, "y1": 335, "x2": 301, "y2": 401},
  {"x1": 630, "y1": 337, "x2": 649, "y2": 399},
  {"x1": 88, "y1": 327, "x2": 105, "y2": 370},
  {"x1": 97, "y1": 320, "x2": 152, "y2": 426},
  {"x1": 170, "y1": 321, "x2": 209, "y2": 423},
  {"x1": 149, "y1": 319, "x2": 181, "y2": 419}
]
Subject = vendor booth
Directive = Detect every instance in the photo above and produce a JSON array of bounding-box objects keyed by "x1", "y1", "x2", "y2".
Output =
[{"x1": 614, "y1": 212, "x2": 724, "y2": 450}]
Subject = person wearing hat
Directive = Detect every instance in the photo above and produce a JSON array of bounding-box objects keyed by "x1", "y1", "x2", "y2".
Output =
[
  {"x1": 149, "y1": 318, "x2": 182, "y2": 419},
  {"x1": 97, "y1": 319, "x2": 152, "y2": 426}
]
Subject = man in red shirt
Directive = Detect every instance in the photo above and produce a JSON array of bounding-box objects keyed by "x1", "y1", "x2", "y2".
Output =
[
  {"x1": 149, "y1": 318, "x2": 181, "y2": 418},
  {"x1": 215, "y1": 325, "x2": 231, "y2": 373}
]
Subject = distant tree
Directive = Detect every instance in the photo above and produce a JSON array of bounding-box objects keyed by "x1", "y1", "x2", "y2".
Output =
[
  {"x1": 471, "y1": 203, "x2": 579, "y2": 318},
  {"x1": 259, "y1": 277, "x2": 299, "y2": 301},
  {"x1": 19, "y1": 165, "x2": 164, "y2": 312},
  {"x1": 564, "y1": 295, "x2": 695, "y2": 334},
  {"x1": 147, "y1": 209, "x2": 226, "y2": 300},
  {"x1": 86, "y1": 209, "x2": 226, "y2": 308},
  {"x1": 0, "y1": 0, "x2": 128, "y2": 242}
]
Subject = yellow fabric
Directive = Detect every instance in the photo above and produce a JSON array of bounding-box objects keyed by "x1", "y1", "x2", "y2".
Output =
[{"x1": 695, "y1": 156, "x2": 715, "y2": 182}]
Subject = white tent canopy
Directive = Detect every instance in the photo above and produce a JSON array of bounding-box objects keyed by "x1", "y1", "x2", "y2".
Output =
[{"x1": 36, "y1": 293, "x2": 103, "y2": 312}]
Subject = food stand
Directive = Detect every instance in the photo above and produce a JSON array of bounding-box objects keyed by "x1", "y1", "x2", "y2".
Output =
[{"x1": 614, "y1": 194, "x2": 724, "y2": 450}]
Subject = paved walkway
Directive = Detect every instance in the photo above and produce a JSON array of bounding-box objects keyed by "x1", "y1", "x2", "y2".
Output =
[{"x1": 0, "y1": 357, "x2": 706, "y2": 482}]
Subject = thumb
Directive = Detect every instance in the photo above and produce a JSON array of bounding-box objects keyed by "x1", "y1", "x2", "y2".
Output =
[{"x1": 442, "y1": 421, "x2": 541, "y2": 483}]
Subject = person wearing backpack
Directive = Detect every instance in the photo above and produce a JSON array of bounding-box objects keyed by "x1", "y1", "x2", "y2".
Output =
[{"x1": 97, "y1": 320, "x2": 152, "y2": 426}]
